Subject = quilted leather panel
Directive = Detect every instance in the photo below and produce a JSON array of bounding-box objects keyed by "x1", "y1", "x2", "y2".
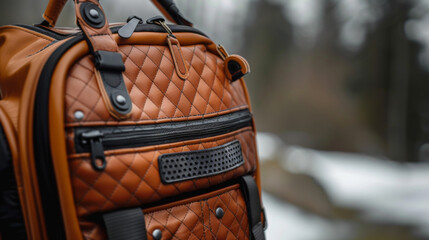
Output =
[
  {"x1": 144, "y1": 187, "x2": 249, "y2": 240},
  {"x1": 79, "y1": 186, "x2": 249, "y2": 240},
  {"x1": 65, "y1": 44, "x2": 248, "y2": 125},
  {"x1": 69, "y1": 129, "x2": 256, "y2": 217}
]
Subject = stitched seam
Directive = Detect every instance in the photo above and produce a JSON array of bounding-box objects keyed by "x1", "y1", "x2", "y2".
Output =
[
  {"x1": 26, "y1": 40, "x2": 58, "y2": 58},
  {"x1": 7, "y1": 26, "x2": 55, "y2": 41},
  {"x1": 200, "y1": 201, "x2": 208, "y2": 240}
]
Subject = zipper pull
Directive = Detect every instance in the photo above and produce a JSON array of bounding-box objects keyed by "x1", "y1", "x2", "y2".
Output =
[
  {"x1": 217, "y1": 45, "x2": 250, "y2": 82},
  {"x1": 81, "y1": 130, "x2": 107, "y2": 171},
  {"x1": 146, "y1": 16, "x2": 176, "y2": 38},
  {"x1": 118, "y1": 16, "x2": 143, "y2": 39},
  {"x1": 147, "y1": 16, "x2": 189, "y2": 80}
]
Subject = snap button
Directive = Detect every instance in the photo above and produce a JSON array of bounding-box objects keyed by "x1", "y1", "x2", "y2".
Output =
[
  {"x1": 89, "y1": 9, "x2": 99, "y2": 18},
  {"x1": 74, "y1": 111, "x2": 84, "y2": 121},
  {"x1": 215, "y1": 207, "x2": 225, "y2": 219},
  {"x1": 80, "y1": 2, "x2": 105, "y2": 28},
  {"x1": 116, "y1": 95, "x2": 127, "y2": 105},
  {"x1": 152, "y1": 229, "x2": 162, "y2": 240}
]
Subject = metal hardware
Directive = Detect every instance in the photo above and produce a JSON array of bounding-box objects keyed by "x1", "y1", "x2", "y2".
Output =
[
  {"x1": 74, "y1": 111, "x2": 84, "y2": 121},
  {"x1": 152, "y1": 229, "x2": 162, "y2": 240},
  {"x1": 147, "y1": 16, "x2": 176, "y2": 38},
  {"x1": 81, "y1": 130, "x2": 106, "y2": 171},
  {"x1": 115, "y1": 95, "x2": 126, "y2": 105},
  {"x1": 89, "y1": 9, "x2": 99, "y2": 18},
  {"x1": 217, "y1": 45, "x2": 229, "y2": 60},
  {"x1": 215, "y1": 207, "x2": 225, "y2": 219},
  {"x1": 80, "y1": 3, "x2": 105, "y2": 28}
]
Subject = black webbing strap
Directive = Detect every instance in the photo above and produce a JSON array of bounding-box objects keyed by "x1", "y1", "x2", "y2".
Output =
[
  {"x1": 103, "y1": 208, "x2": 147, "y2": 240},
  {"x1": 155, "y1": 0, "x2": 193, "y2": 26},
  {"x1": 240, "y1": 175, "x2": 266, "y2": 240}
]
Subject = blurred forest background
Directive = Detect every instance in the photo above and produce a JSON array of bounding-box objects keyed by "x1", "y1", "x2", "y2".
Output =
[
  {"x1": 2, "y1": 0, "x2": 429, "y2": 162},
  {"x1": 1, "y1": 0, "x2": 429, "y2": 239}
]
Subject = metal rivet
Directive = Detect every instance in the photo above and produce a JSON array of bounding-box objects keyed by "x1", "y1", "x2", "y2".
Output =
[
  {"x1": 89, "y1": 9, "x2": 99, "y2": 18},
  {"x1": 215, "y1": 207, "x2": 225, "y2": 219},
  {"x1": 116, "y1": 95, "x2": 127, "y2": 105},
  {"x1": 152, "y1": 229, "x2": 162, "y2": 240},
  {"x1": 74, "y1": 111, "x2": 84, "y2": 121}
]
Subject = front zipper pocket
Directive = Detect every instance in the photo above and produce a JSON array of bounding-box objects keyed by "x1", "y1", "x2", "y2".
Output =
[{"x1": 75, "y1": 109, "x2": 253, "y2": 170}]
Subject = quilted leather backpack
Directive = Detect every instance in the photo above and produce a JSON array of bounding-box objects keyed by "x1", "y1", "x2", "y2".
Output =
[{"x1": 0, "y1": 0, "x2": 266, "y2": 239}]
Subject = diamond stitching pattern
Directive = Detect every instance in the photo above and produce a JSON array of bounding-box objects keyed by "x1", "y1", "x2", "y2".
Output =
[
  {"x1": 65, "y1": 44, "x2": 248, "y2": 124},
  {"x1": 65, "y1": 40, "x2": 255, "y2": 240},
  {"x1": 143, "y1": 187, "x2": 249, "y2": 240},
  {"x1": 70, "y1": 130, "x2": 256, "y2": 217}
]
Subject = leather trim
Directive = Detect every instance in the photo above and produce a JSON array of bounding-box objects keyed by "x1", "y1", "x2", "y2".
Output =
[
  {"x1": 75, "y1": 0, "x2": 133, "y2": 120},
  {"x1": 167, "y1": 36, "x2": 189, "y2": 80},
  {"x1": 49, "y1": 40, "x2": 91, "y2": 240},
  {"x1": 225, "y1": 54, "x2": 250, "y2": 82},
  {"x1": 143, "y1": 184, "x2": 240, "y2": 213},
  {"x1": 74, "y1": 0, "x2": 118, "y2": 53},
  {"x1": 143, "y1": 184, "x2": 249, "y2": 240},
  {"x1": 13, "y1": 36, "x2": 66, "y2": 240},
  {"x1": 43, "y1": 0, "x2": 68, "y2": 27}
]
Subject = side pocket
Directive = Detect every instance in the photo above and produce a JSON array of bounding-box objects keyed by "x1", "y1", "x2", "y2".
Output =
[{"x1": 0, "y1": 124, "x2": 26, "y2": 240}]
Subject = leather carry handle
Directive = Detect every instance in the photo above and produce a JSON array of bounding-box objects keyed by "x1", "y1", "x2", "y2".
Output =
[{"x1": 43, "y1": 0, "x2": 192, "y2": 27}]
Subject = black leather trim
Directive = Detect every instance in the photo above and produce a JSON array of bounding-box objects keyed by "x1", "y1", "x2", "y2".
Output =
[
  {"x1": 159, "y1": 140, "x2": 244, "y2": 184},
  {"x1": 94, "y1": 51, "x2": 132, "y2": 117}
]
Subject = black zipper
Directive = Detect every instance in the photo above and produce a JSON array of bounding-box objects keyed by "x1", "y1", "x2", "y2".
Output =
[
  {"x1": 14, "y1": 22, "x2": 208, "y2": 41},
  {"x1": 33, "y1": 36, "x2": 84, "y2": 239},
  {"x1": 75, "y1": 109, "x2": 253, "y2": 170}
]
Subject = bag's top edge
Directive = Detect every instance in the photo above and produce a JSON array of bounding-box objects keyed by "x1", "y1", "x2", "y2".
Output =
[{"x1": 9, "y1": 23, "x2": 208, "y2": 41}]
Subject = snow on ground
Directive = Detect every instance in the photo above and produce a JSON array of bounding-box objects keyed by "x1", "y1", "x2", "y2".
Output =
[
  {"x1": 257, "y1": 132, "x2": 429, "y2": 238},
  {"x1": 262, "y1": 191, "x2": 353, "y2": 240}
]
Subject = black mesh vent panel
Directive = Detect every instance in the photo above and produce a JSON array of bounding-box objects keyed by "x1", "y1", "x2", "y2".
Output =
[{"x1": 159, "y1": 140, "x2": 244, "y2": 184}]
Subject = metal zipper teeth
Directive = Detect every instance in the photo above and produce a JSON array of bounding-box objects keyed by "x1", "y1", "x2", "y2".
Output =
[{"x1": 76, "y1": 109, "x2": 253, "y2": 153}]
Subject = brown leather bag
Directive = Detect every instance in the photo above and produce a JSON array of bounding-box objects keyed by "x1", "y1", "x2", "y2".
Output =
[{"x1": 0, "y1": 0, "x2": 266, "y2": 239}]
